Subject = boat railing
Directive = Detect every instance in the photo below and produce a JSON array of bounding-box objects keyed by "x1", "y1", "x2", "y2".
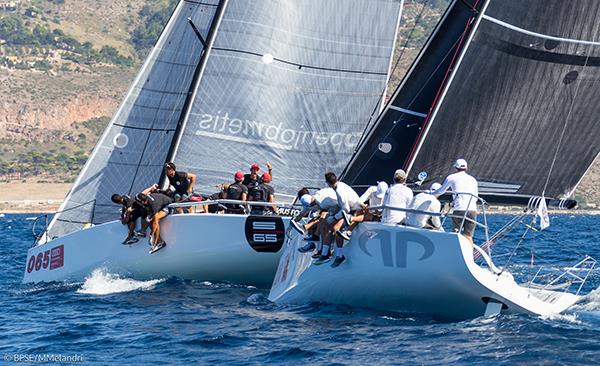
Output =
[
  {"x1": 32, "y1": 198, "x2": 97, "y2": 247},
  {"x1": 169, "y1": 198, "x2": 301, "y2": 214},
  {"x1": 368, "y1": 192, "x2": 489, "y2": 237},
  {"x1": 528, "y1": 255, "x2": 597, "y2": 296}
]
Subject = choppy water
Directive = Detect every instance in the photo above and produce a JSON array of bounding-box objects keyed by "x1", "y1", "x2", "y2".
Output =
[{"x1": 1, "y1": 213, "x2": 599, "y2": 365}]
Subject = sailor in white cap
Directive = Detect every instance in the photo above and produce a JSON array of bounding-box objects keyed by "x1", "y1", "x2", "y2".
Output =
[
  {"x1": 405, "y1": 182, "x2": 443, "y2": 230},
  {"x1": 381, "y1": 169, "x2": 414, "y2": 225},
  {"x1": 432, "y1": 158, "x2": 479, "y2": 249}
]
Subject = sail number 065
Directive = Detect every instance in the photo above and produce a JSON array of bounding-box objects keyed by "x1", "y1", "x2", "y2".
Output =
[{"x1": 27, "y1": 251, "x2": 50, "y2": 273}]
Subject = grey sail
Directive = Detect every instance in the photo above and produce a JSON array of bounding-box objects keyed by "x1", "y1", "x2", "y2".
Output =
[
  {"x1": 47, "y1": 0, "x2": 402, "y2": 239},
  {"x1": 407, "y1": 0, "x2": 600, "y2": 203},
  {"x1": 173, "y1": 0, "x2": 403, "y2": 195},
  {"x1": 47, "y1": 0, "x2": 221, "y2": 239}
]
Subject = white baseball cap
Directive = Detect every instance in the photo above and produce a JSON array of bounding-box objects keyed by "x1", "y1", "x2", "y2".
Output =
[
  {"x1": 375, "y1": 181, "x2": 389, "y2": 199},
  {"x1": 300, "y1": 194, "x2": 313, "y2": 208},
  {"x1": 428, "y1": 182, "x2": 442, "y2": 193},
  {"x1": 394, "y1": 169, "x2": 407, "y2": 180},
  {"x1": 454, "y1": 158, "x2": 468, "y2": 170}
]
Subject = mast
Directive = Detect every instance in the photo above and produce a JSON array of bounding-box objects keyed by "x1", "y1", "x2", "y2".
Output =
[{"x1": 159, "y1": 0, "x2": 229, "y2": 187}]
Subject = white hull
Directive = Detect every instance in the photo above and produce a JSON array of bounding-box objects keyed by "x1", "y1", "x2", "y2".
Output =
[
  {"x1": 269, "y1": 222, "x2": 580, "y2": 320},
  {"x1": 23, "y1": 214, "x2": 290, "y2": 286}
]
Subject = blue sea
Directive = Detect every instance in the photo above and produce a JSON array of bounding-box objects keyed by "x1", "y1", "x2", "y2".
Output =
[{"x1": 1, "y1": 213, "x2": 599, "y2": 365}]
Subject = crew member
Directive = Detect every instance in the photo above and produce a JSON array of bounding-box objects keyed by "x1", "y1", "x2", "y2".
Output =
[
  {"x1": 111, "y1": 193, "x2": 147, "y2": 244},
  {"x1": 344, "y1": 181, "x2": 388, "y2": 227},
  {"x1": 381, "y1": 169, "x2": 413, "y2": 225},
  {"x1": 405, "y1": 183, "x2": 442, "y2": 230},
  {"x1": 316, "y1": 172, "x2": 361, "y2": 268},
  {"x1": 164, "y1": 162, "x2": 196, "y2": 214},
  {"x1": 223, "y1": 171, "x2": 248, "y2": 214},
  {"x1": 243, "y1": 161, "x2": 273, "y2": 188},
  {"x1": 250, "y1": 173, "x2": 276, "y2": 215},
  {"x1": 432, "y1": 158, "x2": 479, "y2": 250},
  {"x1": 291, "y1": 186, "x2": 338, "y2": 257},
  {"x1": 136, "y1": 186, "x2": 174, "y2": 253}
]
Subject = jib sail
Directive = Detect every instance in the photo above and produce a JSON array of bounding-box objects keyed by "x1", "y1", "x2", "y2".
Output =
[{"x1": 47, "y1": 1, "x2": 223, "y2": 239}]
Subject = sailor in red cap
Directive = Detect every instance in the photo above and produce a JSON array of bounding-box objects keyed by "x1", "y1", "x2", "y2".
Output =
[
  {"x1": 249, "y1": 173, "x2": 276, "y2": 215},
  {"x1": 223, "y1": 171, "x2": 248, "y2": 214},
  {"x1": 242, "y1": 161, "x2": 273, "y2": 187}
]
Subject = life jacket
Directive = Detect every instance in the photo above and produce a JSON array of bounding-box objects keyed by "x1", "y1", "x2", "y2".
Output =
[
  {"x1": 250, "y1": 184, "x2": 268, "y2": 202},
  {"x1": 226, "y1": 183, "x2": 244, "y2": 200}
]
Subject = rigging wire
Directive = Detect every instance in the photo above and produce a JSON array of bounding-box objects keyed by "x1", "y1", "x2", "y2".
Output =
[
  {"x1": 346, "y1": 28, "x2": 466, "y2": 183},
  {"x1": 353, "y1": 0, "x2": 433, "y2": 152},
  {"x1": 540, "y1": 23, "x2": 596, "y2": 197}
]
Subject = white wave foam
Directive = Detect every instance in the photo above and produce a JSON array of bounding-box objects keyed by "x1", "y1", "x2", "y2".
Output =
[
  {"x1": 77, "y1": 268, "x2": 164, "y2": 295},
  {"x1": 573, "y1": 287, "x2": 600, "y2": 312},
  {"x1": 540, "y1": 312, "x2": 581, "y2": 325}
]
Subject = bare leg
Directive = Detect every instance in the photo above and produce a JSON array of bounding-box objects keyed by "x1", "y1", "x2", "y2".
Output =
[
  {"x1": 465, "y1": 235, "x2": 474, "y2": 253},
  {"x1": 153, "y1": 210, "x2": 168, "y2": 244},
  {"x1": 127, "y1": 221, "x2": 136, "y2": 238},
  {"x1": 332, "y1": 218, "x2": 344, "y2": 249}
]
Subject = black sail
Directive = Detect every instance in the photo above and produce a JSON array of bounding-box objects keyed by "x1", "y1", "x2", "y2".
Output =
[
  {"x1": 405, "y1": 0, "x2": 600, "y2": 204},
  {"x1": 342, "y1": 0, "x2": 485, "y2": 185}
]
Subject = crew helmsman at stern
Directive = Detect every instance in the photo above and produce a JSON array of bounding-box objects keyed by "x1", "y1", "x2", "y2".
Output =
[{"x1": 432, "y1": 158, "x2": 479, "y2": 251}]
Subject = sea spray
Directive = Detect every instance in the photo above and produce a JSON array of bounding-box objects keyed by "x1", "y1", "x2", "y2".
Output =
[{"x1": 77, "y1": 268, "x2": 164, "y2": 295}]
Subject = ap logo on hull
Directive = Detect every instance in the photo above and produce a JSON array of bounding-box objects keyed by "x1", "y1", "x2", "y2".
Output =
[{"x1": 358, "y1": 229, "x2": 434, "y2": 268}]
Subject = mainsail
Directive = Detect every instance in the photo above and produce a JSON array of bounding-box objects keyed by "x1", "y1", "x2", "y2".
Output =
[
  {"x1": 344, "y1": 0, "x2": 600, "y2": 206},
  {"x1": 174, "y1": 0, "x2": 403, "y2": 194},
  {"x1": 47, "y1": 0, "x2": 403, "y2": 239}
]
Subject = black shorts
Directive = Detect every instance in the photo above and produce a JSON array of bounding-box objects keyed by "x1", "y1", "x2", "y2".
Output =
[
  {"x1": 124, "y1": 207, "x2": 146, "y2": 224},
  {"x1": 452, "y1": 210, "x2": 477, "y2": 237}
]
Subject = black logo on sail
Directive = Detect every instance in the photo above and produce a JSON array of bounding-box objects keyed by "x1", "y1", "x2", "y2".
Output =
[{"x1": 244, "y1": 216, "x2": 285, "y2": 252}]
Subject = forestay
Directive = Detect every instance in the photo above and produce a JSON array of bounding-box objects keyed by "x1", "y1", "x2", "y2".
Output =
[
  {"x1": 47, "y1": 1, "x2": 221, "y2": 239},
  {"x1": 174, "y1": 0, "x2": 403, "y2": 195}
]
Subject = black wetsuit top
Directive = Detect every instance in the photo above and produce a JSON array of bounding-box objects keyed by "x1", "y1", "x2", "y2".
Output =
[
  {"x1": 168, "y1": 171, "x2": 190, "y2": 196},
  {"x1": 250, "y1": 183, "x2": 274, "y2": 202},
  {"x1": 120, "y1": 195, "x2": 146, "y2": 222},
  {"x1": 225, "y1": 182, "x2": 247, "y2": 213},
  {"x1": 242, "y1": 174, "x2": 258, "y2": 187},
  {"x1": 226, "y1": 182, "x2": 248, "y2": 200},
  {"x1": 250, "y1": 183, "x2": 275, "y2": 215},
  {"x1": 146, "y1": 192, "x2": 173, "y2": 216}
]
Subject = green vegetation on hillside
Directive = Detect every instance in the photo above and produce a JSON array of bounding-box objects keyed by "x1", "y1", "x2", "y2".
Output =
[
  {"x1": 0, "y1": 15, "x2": 133, "y2": 67},
  {"x1": 130, "y1": 0, "x2": 178, "y2": 55}
]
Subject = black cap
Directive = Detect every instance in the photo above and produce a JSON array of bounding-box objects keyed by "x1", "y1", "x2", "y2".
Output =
[{"x1": 165, "y1": 162, "x2": 176, "y2": 170}]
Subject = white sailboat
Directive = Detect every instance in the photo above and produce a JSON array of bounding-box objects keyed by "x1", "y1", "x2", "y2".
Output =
[
  {"x1": 269, "y1": 206, "x2": 596, "y2": 320},
  {"x1": 22, "y1": 0, "x2": 403, "y2": 284},
  {"x1": 269, "y1": 0, "x2": 600, "y2": 319}
]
